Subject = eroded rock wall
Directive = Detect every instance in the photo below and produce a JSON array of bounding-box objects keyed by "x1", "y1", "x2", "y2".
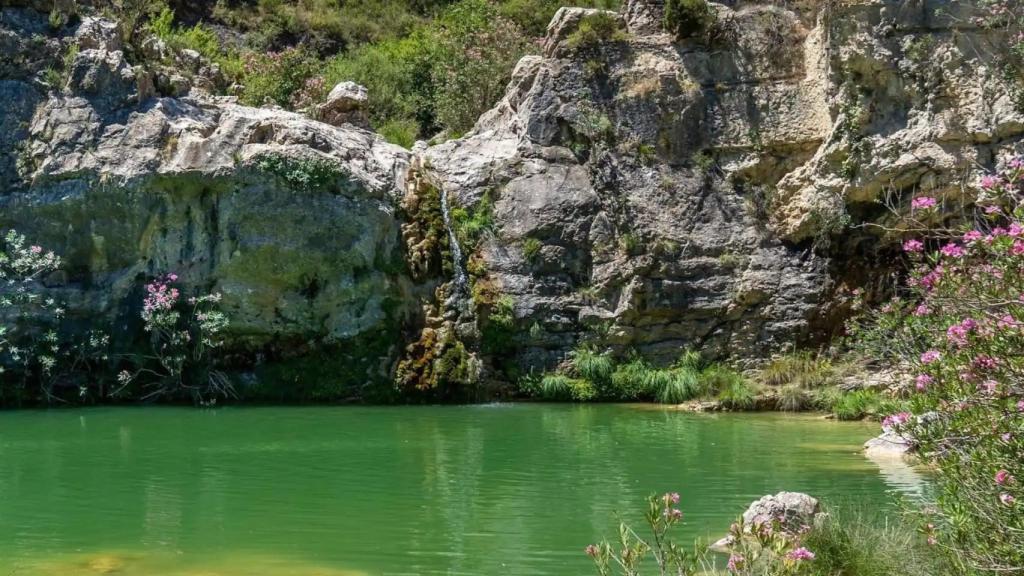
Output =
[
  {"x1": 424, "y1": 0, "x2": 1024, "y2": 372},
  {"x1": 2, "y1": 1, "x2": 1022, "y2": 397}
]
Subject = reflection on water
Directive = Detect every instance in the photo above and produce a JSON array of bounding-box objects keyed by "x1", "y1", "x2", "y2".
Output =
[
  {"x1": 0, "y1": 405, "x2": 924, "y2": 576},
  {"x1": 29, "y1": 551, "x2": 370, "y2": 576}
]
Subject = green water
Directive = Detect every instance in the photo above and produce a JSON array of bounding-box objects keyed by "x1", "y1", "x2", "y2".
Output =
[{"x1": 0, "y1": 405, "x2": 919, "y2": 576}]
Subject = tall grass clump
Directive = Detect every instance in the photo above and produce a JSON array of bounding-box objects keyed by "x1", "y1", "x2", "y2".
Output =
[
  {"x1": 759, "y1": 351, "x2": 836, "y2": 389},
  {"x1": 714, "y1": 368, "x2": 758, "y2": 410}
]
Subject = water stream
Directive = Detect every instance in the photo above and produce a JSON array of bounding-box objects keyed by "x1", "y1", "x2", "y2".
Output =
[{"x1": 439, "y1": 187, "x2": 468, "y2": 293}]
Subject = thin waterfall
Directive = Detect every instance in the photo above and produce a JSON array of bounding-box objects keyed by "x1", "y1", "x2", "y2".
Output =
[{"x1": 439, "y1": 187, "x2": 468, "y2": 292}]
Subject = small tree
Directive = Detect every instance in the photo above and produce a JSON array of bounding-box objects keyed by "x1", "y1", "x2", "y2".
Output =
[{"x1": 662, "y1": 0, "x2": 716, "y2": 41}]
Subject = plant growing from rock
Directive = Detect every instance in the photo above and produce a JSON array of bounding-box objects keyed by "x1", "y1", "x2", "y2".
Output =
[
  {"x1": 852, "y1": 158, "x2": 1024, "y2": 572},
  {"x1": 115, "y1": 273, "x2": 232, "y2": 404},
  {"x1": 663, "y1": 0, "x2": 716, "y2": 41}
]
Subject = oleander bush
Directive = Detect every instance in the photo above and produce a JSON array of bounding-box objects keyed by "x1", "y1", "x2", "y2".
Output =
[{"x1": 852, "y1": 157, "x2": 1024, "y2": 573}]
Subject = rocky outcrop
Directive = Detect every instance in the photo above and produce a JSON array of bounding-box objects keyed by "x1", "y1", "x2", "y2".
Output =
[
  {"x1": 2, "y1": 1, "x2": 1023, "y2": 398},
  {"x1": 1, "y1": 8, "x2": 413, "y2": 398},
  {"x1": 422, "y1": 0, "x2": 1024, "y2": 374}
]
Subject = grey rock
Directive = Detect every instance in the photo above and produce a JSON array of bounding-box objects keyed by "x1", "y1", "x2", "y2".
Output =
[
  {"x1": 864, "y1": 431, "x2": 913, "y2": 459},
  {"x1": 73, "y1": 16, "x2": 121, "y2": 52},
  {"x1": 64, "y1": 49, "x2": 142, "y2": 111},
  {"x1": 710, "y1": 491, "x2": 823, "y2": 552},
  {"x1": 317, "y1": 81, "x2": 370, "y2": 129}
]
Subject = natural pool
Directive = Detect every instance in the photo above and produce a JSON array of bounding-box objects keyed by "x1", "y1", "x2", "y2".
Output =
[{"x1": 0, "y1": 405, "x2": 922, "y2": 575}]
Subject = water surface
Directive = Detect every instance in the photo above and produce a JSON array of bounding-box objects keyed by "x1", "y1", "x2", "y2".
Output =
[{"x1": 0, "y1": 405, "x2": 917, "y2": 575}]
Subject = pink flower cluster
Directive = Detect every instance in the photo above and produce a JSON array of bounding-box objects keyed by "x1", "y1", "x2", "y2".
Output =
[
  {"x1": 995, "y1": 469, "x2": 1014, "y2": 485},
  {"x1": 727, "y1": 553, "x2": 745, "y2": 572},
  {"x1": 882, "y1": 411, "x2": 912, "y2": 430},
  {"x1": 911, "y1": 196, "x2": 937, "y2": 210},
  {"x1": 921, "y1": 350, "x2": 941, "y2": 364},
  {"x1": 785, "y1": 547, "x2": 816, "y2": 561},
  {"x1": 940, "y1": 243, "x2": 966, "y2": 258},
  {"x1": 946, "y1": 318, "x2": 977, "y2": 348},
  {"x1": 915, "y1": 374, "x2": 933, "y2": 391},
  {"x1": 142, "y1": 274, "x2": 180, "y2": 320}
]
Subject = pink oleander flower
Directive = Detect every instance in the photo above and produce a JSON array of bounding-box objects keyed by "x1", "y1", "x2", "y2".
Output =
[
  {"x1": 940, "y1": 243, "x2": 966, "y2": 258},
  {"x1": 997, "y1": 315, "x2": 1020, "y2": 330},
  {"x1": 585, "y1": 544, "x2": 599, "y2": 557},
  {"x1": 973, "y1": 355, "x2": 998, "y2": 370},
  {"x1": 786, "y1": 547, "x2": 816, "y2": 561},
  {"x1": 913, "y1": 304, "x2": 931, "y2": 316},
  {"x1": 882, "y1": 412, "x2": 912, "y2": 431},
  {"x1": 903, "y1": 239, "x2": 924, "y2": 253},
  {"x1": 727, "y1": 554, "x2": 745, "y2": 572},
  {"x1": 664, "y1": 492, "x2": 680, "y2": 504},
  {"x1": 984, "y1": 205, "x2": 1001, "y2": 215},
  {"x1": 963, "y1": 230, "x2": 984, "y2": 243},
  {"x1": 664, "y1": 508, "x2": 683, "y2": 520},
  {"x1": 980, "y1": 174, "x2": 1003, "y2": 189},
  {"x1": 29, "y1": 245, "x2": 42, "y2": 254},
  {"x1": 1018, "y1": 400, "x2": 1024, "y2": 412},
  {"x1": 1011, "y1": 156, "x2": 1024, "y2": 169},
  {"x1": 1000, "y1": 493, "x2": 1016, "y2": 506},
  {"x1": 921, "y1": 350, "x2": 941, "y2": 364},
  {"x1": 911, "y1": 196, "x2": 937, "y2": 210},
  {"x1": 996, "y1": 470, "x2": 1013, "y2": 485},
  {"x1": 1010, "y1": 223, "x2": 1024, "y2": 237},
  {"x1": 915, "y1": 374, "x2": 933, "y2": 391},
  {"x1": 980, "y1": 380, "x2": 999, "y2": 395},
  {"x1": 1011, "y1": 240, "x2": 1024, "y2": 256}
]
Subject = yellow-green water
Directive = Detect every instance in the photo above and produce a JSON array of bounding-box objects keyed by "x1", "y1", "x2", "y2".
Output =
[{"x1": 0, "y1": 405, "x2": 919, "y2": 575}]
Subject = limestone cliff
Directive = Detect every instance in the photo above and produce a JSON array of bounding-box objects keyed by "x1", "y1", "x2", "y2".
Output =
[{"x1": 1, "y1": 1, "x2": 1021, "y2": 399}]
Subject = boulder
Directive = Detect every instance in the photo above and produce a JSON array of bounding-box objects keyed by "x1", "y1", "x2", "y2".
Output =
[
  {"x1": 864, "y1": 430, "x2": 913, "y2": 459},
  {"x1": 710, "y1": 492, "x2": 823, "y2": 552},
  {"x1": 316, "y1": 81, "x2": 370, "y2": 129}
]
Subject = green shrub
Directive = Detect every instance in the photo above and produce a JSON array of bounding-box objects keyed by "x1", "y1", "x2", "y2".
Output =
[
  {"x1": 522, "y1": 237, "x2": 543, "y2": 263},
  {"x1": 759, "y1": 351, "x2": 835, "y2": 389},
  {"x1": 610, "y1": 356, "x2": 651, "y2": 400},
  {"x1": 676, "y1": 349, "x2": 705, "y2": 372},
  {"x1": 656, "y1": 368, "x2": 699, "y2": 404},
  {"x1": 713, "y1": 369, "x2": 757, "y2": 410},
  {"x1": 662, "y1": 0, "x2": 716, "y2": 40},
  {"x1": 570, "y1": 345, "x2": 613, "y2": 386},
  {"x1": 378, "y1": 118, "x2": 420, "y2": 148},
  {"x1": 240, "y1": 47, "x2": 321, "y2": 108},
  {"x1": 830, "y1": 389, "x2": 878, "y2": 421},
  {"x1": 540, "y1": 373, "x2": 572, "y2": 400},
  {"x1": 451, "y1": 192, "x2": 495, "y2": 249},
  {"x1": 777, "y1": 385, "x2": 809, "y2": 412},
  {"x1": 800, "y1": 508, "x2": 953, "y2": 576},
  {"x1": 566, "y1": 12, "x2": 627, "y2": 50}
]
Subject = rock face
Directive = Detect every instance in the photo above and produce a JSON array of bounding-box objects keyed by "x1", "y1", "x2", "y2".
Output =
[
  {"x1": 424, "y1": 0, "x2": 1024, "y2": 372},
  {"x1": 1, "y1": 1, "x2": 1023, "y2": 398},
  {"x1": 1, "y1": 8, "x2": 412, "y2": 398}
]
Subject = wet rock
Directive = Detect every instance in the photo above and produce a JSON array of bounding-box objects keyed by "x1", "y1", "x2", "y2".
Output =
[{"x1": 864, "y1": 430, "x2": 913, "y2": 458}]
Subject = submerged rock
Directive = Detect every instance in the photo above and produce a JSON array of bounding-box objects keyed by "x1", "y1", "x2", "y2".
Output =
[{"x1": 864, "y1": 430, "x2": 914, "y2": 459}]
